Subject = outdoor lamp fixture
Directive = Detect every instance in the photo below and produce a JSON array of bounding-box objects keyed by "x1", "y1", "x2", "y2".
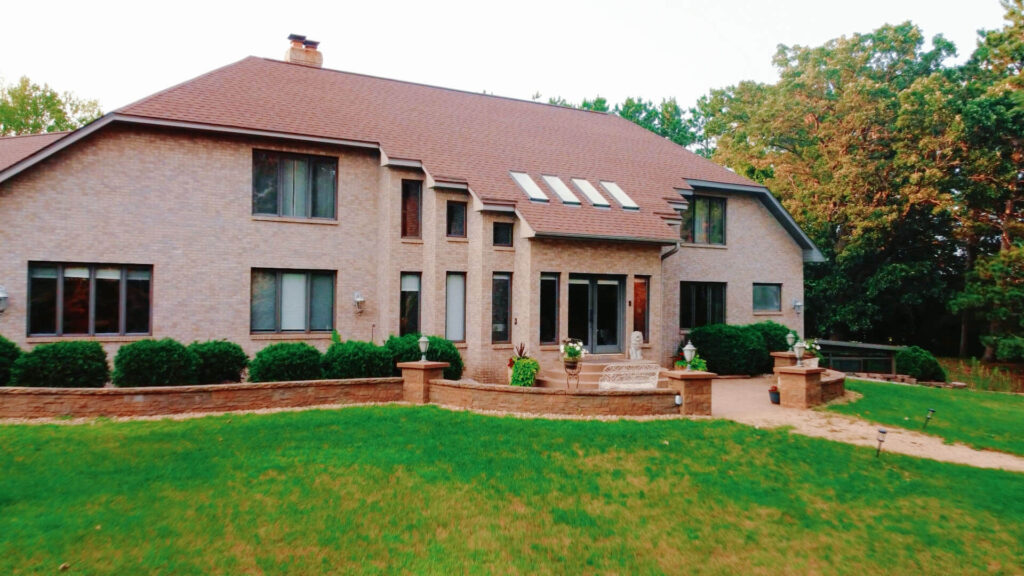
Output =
[
  {"x1": 353, "y1": 291, "x2": 366, "y2": 314},
  {"x1": 785, "y1": 331, "x2": 797, "y2": 351},
  {"x1": 0, "y1": 285, "x2": 7, "y2": 314},
  {"x1": 675, "y1": 394, "x2": 683, "y2": 406},
  {"x1": 792, "y1": 299, "x2": 804, "y2": 315},
  {"x1": 418, "y1": 335, "x2": 430, "y2": 362},
  {"x1": 682, "y1": 341, "x2": 697, "y2": 371},
  {"x1": 876, "y1": 428, "x2": 888, "y2": 458},
  {"x1": 793, "y1": 340, "x2": 806, "y2": 367},
  {"x1": 923, "y1": 408, "x2": 936, "y2": 429}
]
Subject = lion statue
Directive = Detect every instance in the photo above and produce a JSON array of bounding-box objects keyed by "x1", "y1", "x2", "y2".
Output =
[{"x1": 629, "y1": 331, "x2": 644, "y2": 360}]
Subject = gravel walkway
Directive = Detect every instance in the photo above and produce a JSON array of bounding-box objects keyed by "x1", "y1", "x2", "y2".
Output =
[{"x1": 714, "y1": 376, "x2": 1024, "y2": 473}]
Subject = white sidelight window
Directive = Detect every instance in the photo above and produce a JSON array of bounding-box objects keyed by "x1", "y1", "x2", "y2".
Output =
[{"x1": 446, "y1": 272, "x2": 466, "y2": 342}]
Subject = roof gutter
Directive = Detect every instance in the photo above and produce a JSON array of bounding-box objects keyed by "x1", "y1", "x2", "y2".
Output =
[{"x1": 533, "y1": 232, "x2": 677, "y2": 246}]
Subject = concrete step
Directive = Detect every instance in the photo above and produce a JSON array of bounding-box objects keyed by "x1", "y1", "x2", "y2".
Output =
[{"x1": 536, "y1": 371, "x2": 672, "y2": 390}]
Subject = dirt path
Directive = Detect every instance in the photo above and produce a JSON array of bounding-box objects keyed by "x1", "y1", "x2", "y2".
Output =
[{"x1": 713, "y1": 376, "x2": 1024, "y2": 473}]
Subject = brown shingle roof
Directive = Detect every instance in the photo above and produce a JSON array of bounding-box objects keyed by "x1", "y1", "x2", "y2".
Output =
[
  {"x1": 0, "y1": 132, "x2": 69, "y2": 172},
  {"x1": 116, "y1": 57, "x2": 762, "y2": 242}
]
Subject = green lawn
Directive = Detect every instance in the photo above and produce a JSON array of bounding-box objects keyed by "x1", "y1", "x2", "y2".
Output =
[
  {"x1": 828, "y1": 379, "x2": 1024, "y2": 457},
  {"x1": 1, "y1": 406, "x2": 1022, "y2": 575}
]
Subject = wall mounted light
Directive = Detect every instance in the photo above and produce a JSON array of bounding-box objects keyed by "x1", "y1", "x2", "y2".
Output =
[
  {"x1": 418, "y1": 335, "x2": 430, "y2": 362},
  {"x1": 353, "y1": 291, "x2": 366, "y2": 314},
  {"x1": 792, "y1": 299, "x2": 804, "y2": 315},
  {"x1": 0, "y1": 285, "x2": 8, "y2": 314},
  {"x1": 876, "y1": 428, "x2": 887, "y2": 457}
]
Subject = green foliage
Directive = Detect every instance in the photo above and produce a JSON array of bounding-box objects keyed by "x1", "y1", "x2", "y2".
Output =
[
  {"x1": 746, "y1": 321, "x2": 793, "y2": 373},
  {"x1": 10, "y1": 341, "x2": 109, "y2": 388},
  {"x1": 322, "y1": 340, "x2": 392, "y2": 379},
  {"x1": 939, "y1": 356, "x2": 1020, "y2": 392},
  {"x1": 685, "y1": 324, "x2": 766, "y2": 376},
  {"x1": 674, "y1": 353, "x2": 708, "y2": 372},
  {"x1": 510, "y1": 358, "x2": 540, "y2": 387},
  {"x1": 188, "y1": 340, "x2": 248, "y2": 384},
  {"x1": 384, "y1": 334, "x2": 464, "y2": 380},
  {"x1": 952, "y1": 244, "x2": 1024, "y2": 360},
  {"x1": 0, "y1": 334, "x2": 21, "y2": 387},
  {"x1": 0, "y1": 76, "x2": 102, "y2": 135},
  {"x1": 895, "y1": 346, "x2": 947, "y2": 382},
  {"x1": 248, "y1": 342, "x2": 323, "y2": 383},
  {"x1": 113, "y1": 339, "x2": 198, "y2": 387}
]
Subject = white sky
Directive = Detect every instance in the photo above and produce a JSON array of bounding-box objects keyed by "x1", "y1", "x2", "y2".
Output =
[{"x1": 0, "y1": 0, "x2": 1010, "y2": 112}]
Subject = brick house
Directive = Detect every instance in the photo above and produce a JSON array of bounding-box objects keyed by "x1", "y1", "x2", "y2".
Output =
[{"x1": 0, "y1": 37, "x2": 822, "y2": 382}]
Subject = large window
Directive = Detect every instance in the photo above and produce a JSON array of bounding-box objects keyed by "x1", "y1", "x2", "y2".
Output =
[
  {"x1": 540, "y1": 273, "x2": 559, "y2": 344},
  {"x1": 252, "y1": 150, "x2": 337, "y2": 219},
  {"x1": 493, "y1": 222, "x2": 514, "y2": 247},
  {"x1": 633, "y1": 276, "x2": 650, "y2": 342},
  {"x1": 445, "y1": 272, "x2": 466, "y2": 342},
  {"x1": 28, "y1": 263, "x2": 151, "y2": 336},
  {"x1": 680, "y1": 282, "x2": 726, "y2": 329},
  {"x1": 446, "y1": 201, "x2": 467, "y2": 238},
  {"x1": 401, "y1": 180, "x2": 422, "y2": 238},
  {"x1": 681, "y1": 196, "x2": 726, "y2": 245},
  {"x1": 753, "y1": 283, "x2": 782, "y2": 312},
  {"x1": 400, "y1": 273, "x2": 421, "y2": 335},
  {"x1": 251, "y1": 269, "x2": 334, "y2": 332},
  {"x1": 492, "y1": 272, "x2": 511, "y2": 343}
]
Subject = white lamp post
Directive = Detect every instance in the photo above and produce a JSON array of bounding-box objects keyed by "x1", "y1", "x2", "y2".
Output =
[
  {"x1": 682, "y1": 341, "x2": 697, "y2": 371},
  {"x1": 793, "y1": 340, "x2": 806, "y2": 367},
  {"x1": 785, "y1": 331, "x2": 796, "y2": 351},
  {"x1": 418, "y1": 335, "x2": 429, "y2": 362}
]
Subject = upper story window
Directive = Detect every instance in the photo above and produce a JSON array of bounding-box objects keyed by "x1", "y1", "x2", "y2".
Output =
[
  {"x1": 251, "y1": 269, "x2": 335, "y2": 333},
  {"x1": 28, "y1": 262, "x2": 152, "y2": 336},
  {"x1": 252, "y1": 150, "x2": 337, "y2": 219},
  {"x1": 681, "y1": 196, "x2": 726, "y2": 245},
  {"x1": 493, "y1": 222, "x2": 514, "y2": 247},
  {"x1": 402, "y1": 180, "x2": 422, "y2": 238},
  {"x1": 447, "y1": 201, "x2": 467, "y2": 237}
]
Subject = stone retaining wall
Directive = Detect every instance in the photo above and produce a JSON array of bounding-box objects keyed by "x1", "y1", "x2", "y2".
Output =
[
  {"x1": 428, "y1": 379, "x2": 682, "y2": 416},
  {"x1": 0, "y1": 378, "x2": 404, "y2": 419},
  {"x1": 821, "y1": 370, "x2": 846, "y2": 403}
]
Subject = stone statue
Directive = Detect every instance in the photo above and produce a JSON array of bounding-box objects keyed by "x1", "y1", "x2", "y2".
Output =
[{"x1": 629, "y1": 331, "x2": 644, "y2": 360}]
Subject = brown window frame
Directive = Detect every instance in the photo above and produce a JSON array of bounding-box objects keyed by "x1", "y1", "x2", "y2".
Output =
[
  {"x1": 249, "y1": 269, "x2": 336, "y2": 334},
  {"x1": 400, "y1": 272, "x2": 422, "y2": 336},
  {"x1": 493, "y1": 221, "x2": 514, "y2": 247},
  {"x1": 633, "y1": 275, "x2": 650, "y2": 342},
  {"x1": 492, "y1": 272, "x2": 512, "y2": 343},
  {"x1": 446, "y1": 201, "x2": 468, "y2": 238},
  {"x1": 401, "y1": 180, "x2": 423, "y2": 239},
  {"x1": 27, "y1": 262, "x2": 153, "y2": 337},
  {"x1": 539, "y1": 273, "x2": 559, "y2": 344},
  {"x1": 251, "y1": 149, "x2": 338, "y2": 219}
]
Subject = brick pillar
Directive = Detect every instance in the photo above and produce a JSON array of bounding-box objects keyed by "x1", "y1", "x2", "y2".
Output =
[
  {"x1": 397, "y1": 361, "x2": 450, "y2": 404},
  {"x1": 777, "y1": 366, "x2": 825, "y2": 409},
  {"x1": 665, "y1": 370, "x2": 716, "y2": 416},
  {"x1": 771, "y1": 351, "x2": 798, "y2": 372}
]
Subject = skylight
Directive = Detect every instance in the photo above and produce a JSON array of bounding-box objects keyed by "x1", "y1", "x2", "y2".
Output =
[
  {"x1": 570, "y1": 178, "x2": 610, "y2": 207},
  {"x1": 599, "y1": 181, "x2": 639, "y2": 210},
  {"x1": 510, "y1": 171, "x2": 549, "y2": 202},
  {"x1": 541, "y1": 175, "x2": 581, "y2": 205}
]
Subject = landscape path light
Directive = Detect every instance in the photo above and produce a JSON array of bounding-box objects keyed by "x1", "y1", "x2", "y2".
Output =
[
  {"x1": 923, "y1": 408, "x2": 936, "y2": 429},
  {"x1": 682, "y1": 341, "x2": 697, "y2": 371},
  {"x1": 418, "y1": 335, "x2": 429, "y2": 362},
  {"x1": 876, "y1": 428, "x2": 887, "y2": 458},
  {"x1": 793, "y1": 340, "x2": 806, "y2": 367}
]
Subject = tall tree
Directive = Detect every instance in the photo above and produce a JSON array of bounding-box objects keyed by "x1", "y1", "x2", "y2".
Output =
[{"x1": 0, "y1": 76, "x2": 101, "y2": 135}]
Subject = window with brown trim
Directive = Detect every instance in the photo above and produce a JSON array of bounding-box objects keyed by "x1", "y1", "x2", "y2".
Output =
[
  {"x1": 252, "y1": 150, "x2": 337, "y2": 219},
  {"x1": 250, "y1": 269, "x2": 335, "y2": 333},
  {"x1": 28, "y1": 262, "x2": 152, "y2": 336},
  {"x1": 492, "y1": 272, "x2": 512, "y2": 343},
  {"x1": 540, "y1": 273, "x2": 559, "y2": 344},
  {"x1": 401, "y1": 180, "x2": 422, "y2": 238},
  {"x1": 446, "y1": 201, "x2": 467, "y2": 238},
  {"x1": 493, "y1": 222, "x2": 513, "y2": 247},
  {"x1": 400, "y1": 273, "x2": 421, "y2": 336},
  {"x1": 633, "y1": 276, "x2": 650, "y2": 342}
]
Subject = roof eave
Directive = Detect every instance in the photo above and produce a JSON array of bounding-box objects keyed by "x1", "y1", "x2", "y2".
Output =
[{"x1": 532, "y1": 232, "x2": 678, "y2": 246}]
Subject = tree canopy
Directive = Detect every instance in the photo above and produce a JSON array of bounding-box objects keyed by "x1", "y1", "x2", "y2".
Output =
[{"x1": 0, "y1": 76, "x2": 102, "y2": 136}]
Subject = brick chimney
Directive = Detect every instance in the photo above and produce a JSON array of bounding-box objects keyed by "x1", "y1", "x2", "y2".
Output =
[{"x1": 285, "y1": 34, "x2": 323, "y2": 68}]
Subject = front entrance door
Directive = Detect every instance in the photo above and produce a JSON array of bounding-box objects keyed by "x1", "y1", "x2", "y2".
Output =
[{"x1": 568, "y1": 275, "x2": 624, "y2": 354}]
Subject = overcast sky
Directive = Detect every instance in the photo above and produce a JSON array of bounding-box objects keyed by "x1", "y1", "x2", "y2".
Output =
[{"x1": 0, "y1": 0, "x2": 1010, "y2": 113}]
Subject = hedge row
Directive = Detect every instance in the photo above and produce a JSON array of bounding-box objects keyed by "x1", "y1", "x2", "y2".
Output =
[
  {"x1": 1, "y1": 333, "x2": 463, "y2": 388},
  {"x1": 680, "y1": 321, "x2": 795, "y2": 376}
]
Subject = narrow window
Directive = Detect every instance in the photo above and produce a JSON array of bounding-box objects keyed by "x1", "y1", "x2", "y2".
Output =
[
  {"x1": 680, "y1": 282, "x2": 726, "y2": 329},
  {"x1": 252, "y1": 150, "x2": 337, "y2": 219},
  {"x1": 400, "y1": 273, "x2": 421, "y2": 335},
  {"x1": 28, "y1": 263, "x2": 152, "y2": 336},
  {"x1": 492, "y1": 272, "x2": 512, "y2": 343},
  {"x1": 250, "y1": 269, "x2": 335, "y2": 333},
  {"x1": 681, "y1": 196, "x2": 726, "y2": 245},
  {"x1": 445, "y1": 272, "x2": 466, "y2": 342},
  {"x1": 446, "y1": 201, "x2": 467, "y2": 238},
  {"x1": 633, "y1": 276, "x2": 650, "y2": 342},
  {"x1": 493, "y1": 222, "x2": 514, "y2": 247},
  {"x1": 753, "y1": 283, "x2": 782, "y2": 312},
  {"x1": 539, "y1": 273, "x2": 559, "y2": 344},
  {"x1": 401, "y1": 180, "x2": 422, "y2": 238}
]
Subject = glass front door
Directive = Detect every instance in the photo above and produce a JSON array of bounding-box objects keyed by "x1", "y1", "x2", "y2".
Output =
[{"x1": 567, "y1": 276, "x2": 624, "y2": 354}]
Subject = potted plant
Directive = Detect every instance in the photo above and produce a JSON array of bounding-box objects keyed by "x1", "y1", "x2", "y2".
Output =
[
  {"x1": 768, "y1": 384, "x2": 781, "y2": 404},
  {"x1": 560, "y1": 339, "x2": 585, "y2": 370},
  {"x1": 804, "y1": 339, "x2": 823, "y2": 368},
  {"x1": 507, "y1": 342, "x2": 529, "y2": 384}
]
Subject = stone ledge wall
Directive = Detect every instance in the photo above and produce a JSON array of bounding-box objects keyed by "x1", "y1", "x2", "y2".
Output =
[
  {"x1": 821, "y1": 370, "x2": 846, "y2": 403},
  {"x1": 428, "y1": 379, "x2": 681, "y2": 416},
  {"x1": 0, "y1": 378, "x2": 404, "y2": 419}
]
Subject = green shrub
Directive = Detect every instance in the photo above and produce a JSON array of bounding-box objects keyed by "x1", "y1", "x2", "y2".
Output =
[
  {"x1": 11, "y1": 341, "x2": 109, "y2": 388},
  {"x1": 510, "y1": 358, "x2": 540, "y2": 387},
  {"x1": 895, "y1": 346, "x2": 947, "y2": 382},
  {"x1": 248, "y1": 342, "x2": 322, "y2": 383},
  {"x1": 746, "y1": 321, "x2": 793, "y2": 374},
  {"x1": 188, "y1": 340, "x2": 248, "y2": 384},
  {"x1": 0, "y1": 334, "x2": 21, "y2": 387},
  {"x1": 685, "y1": 324, "x2": 766, "y2": 376},
  {"x1": 113, "y1": 338, "x2": 198, "y2": 387},
  {"x1": 384, "y1": 334, "x2": 464, "y2": 380},
  {"x1": 322, "y1": 340, "x2": 392, "y2": 379}
]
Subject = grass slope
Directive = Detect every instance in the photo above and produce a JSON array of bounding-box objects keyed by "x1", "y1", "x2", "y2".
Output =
[
  {"x1": 829, "y1": 379, "x2": 1024, "y2": 457},
  {"x1": 1, "y1": 406, "x2": 1022, "y2": 575}
]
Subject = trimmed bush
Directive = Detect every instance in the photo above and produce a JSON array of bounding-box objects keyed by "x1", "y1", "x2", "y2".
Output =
[
  {"x1": 0, "y1": 334, "x2": 21, "y2": 387},
  {"x1": 746, "y1": 321, "x2": 794, "y2": 374},
  {"x1": 895, "y1": 346, "x2": 947, "y2": 382},
  {"x1": 113, "y1": 338, "x2": 198, "y2": 387},
  {"x1": 384, "y1": 334, "x2": 464, "y2": 380},
  {"x1": 248, "y1": 342, "x2": 323, "y2": 383},
  {"x1": 510, "y1": 357, "x2": 540, "y2": 387},
  {"x1": 685, "y1": 324, "x2": 766, "y2": 376},
  {"x1": 10, "y1": 341, "x2": 109, "y2": 388},
  {"x1": 322, "y1": 340, "x2": 392, "y2": 379},
  {"x1": 189, "y1": 340, "x2": 248, "y2": 384}
]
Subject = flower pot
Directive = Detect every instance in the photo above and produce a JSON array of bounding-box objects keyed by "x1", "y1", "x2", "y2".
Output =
[
  {"x1": 769, "y1": 390, "x2": 781, "y2": 404},
  {"x1": 563, "y1": 358, "x2": 580, "y2": 371},
  {"x1": 805, "y1": 357, "x2": 820, "y2": 368}
]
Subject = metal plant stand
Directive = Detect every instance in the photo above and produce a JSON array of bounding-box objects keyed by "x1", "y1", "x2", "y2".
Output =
[{"x1": 564, "y1": 358, "x2": 583, "y2": 391}]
